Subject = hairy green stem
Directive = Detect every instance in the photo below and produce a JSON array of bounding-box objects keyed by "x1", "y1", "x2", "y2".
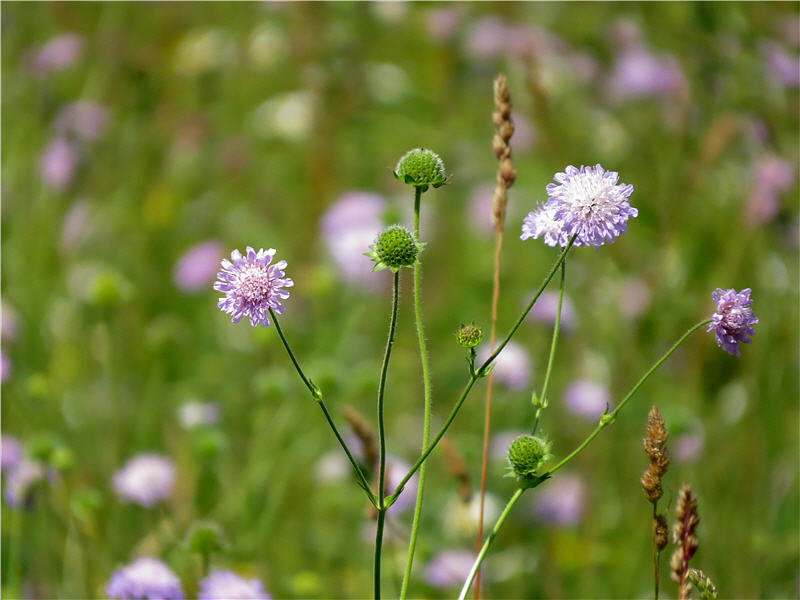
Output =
[
  {"x1": 389, "y1": 239, "x2": 576, "y2": 503},
  {"x1": 270, "y1": 309, "x2": 375, "y2": 503},
  {"x1": 458, "y1": 488, "x2": 525, "y2": 600},
  {"x1": 532, "y1": 259, "x2": 566, "y2": 435},
  {"x1": 374, "y1": 270, "x2": 400, "y2": 599},
  {"x1": 400, "y1": 186, "x2": 432, "y2": 599},
  {"x1": 545, "y1": 318, "x2": 712, "y2": 476}
]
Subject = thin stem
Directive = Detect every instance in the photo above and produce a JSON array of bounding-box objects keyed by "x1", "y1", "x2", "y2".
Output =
[
  {"x1": 390, "y1": 239, "x2": 577, "y2": 505},
  {"x1": 374, "y1": 508, "x2": 387, "y2": 600},
  {"x1": 532, "y1": 259, "x2": 566, "y2": 435},
  {"x1": 545, "y1": 318, "x2": 712, "y2": 477},
  {"x1": 400, "y1": 186, "x2": 432, "y2": 599},
  {"x1": 475, "y1": 227, "x2": 504, "y2": 598},
  {"x1": 652, "y1": 503, "x2": 660, "y2": 600},
  {"x1": 478, "y1": 236, "x2": 576, "y2": 372},
  {"x1": 374, "y1": 270, "x2": 400, "y2": 600},
  {"x1": 270, "y1": 309, "x2": 375, "y2": 503},
  {"x1": 458, "y1": 488, "x2": 525, "y2": 600}
]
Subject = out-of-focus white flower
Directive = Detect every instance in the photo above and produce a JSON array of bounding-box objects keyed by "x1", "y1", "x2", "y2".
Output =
[
  {"x1": 365, "y1": 63, "x2": 410, "y2": 104},
  {"x1": 252, "y1": 92, "x2": 315, "y2": 143},
  {"x1": 443, "y1": 492, "x2": 500, "y2": 538},
  {"x1": 248, "y1": 24, "x2": 284, "y2": 70},
  {"x1": 174, "y1": 29, "x2": 236, "y2": 76}
]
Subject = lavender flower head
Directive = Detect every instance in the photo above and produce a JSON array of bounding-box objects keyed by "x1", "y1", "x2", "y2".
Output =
[
  {"x1": 707, "y1": 288, "x2": 758, "y2": 356},
  {"x1": 425, "y1": 550, "x2": 476, "y2": 589},
  {"x1": 106, "y1": 557, "x2": 183, "y2": 600},
  {"x1": 198, "y1": 570, "x2": 270, "y2": 600},
  {"x1": 478, "y1": 341, "x2": 531, "y2": 390},
  {"x1": 214, "y1": 247, "x2": 293, "y2": 327},
  {"x1": 112, "y1": 454, "x2": 174, "y2": 507},
  {"x1": 1, "y1": 435, "x2": 22, "y2": 472},
  {"x1": 4, "y1": 458, "x2": 45, "y2": 508},
  {"x1": 525, "y1": 164, "x2": 636, "y2": 247},
  {"x1": 174, "y1": 241, "x2": 222, "y2": 291},
  {"x1": 564, "y1": 380, "x2": 611, "y2": 421},
  {"x1": 530, "y1": 473, "x2": 586, "y2": 527}
]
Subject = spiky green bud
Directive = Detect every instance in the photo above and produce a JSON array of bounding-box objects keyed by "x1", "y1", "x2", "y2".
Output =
[
  {"x1": 393, "y1": 148, "x2": 448, "y2": 192},
  {"x1": 507, "y1": 435, "x2": 551, "y2": 481},
  {"x1": 367, "y1": 225, "x2": 423, "y2": 272},
  {"x1": 456, "y1": 323, "x2": 483, "y2": 348}
]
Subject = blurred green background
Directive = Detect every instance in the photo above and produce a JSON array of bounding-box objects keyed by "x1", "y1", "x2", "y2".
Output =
[{"x1": 2, "y1": 2, "x2": 798, "y2": 598}]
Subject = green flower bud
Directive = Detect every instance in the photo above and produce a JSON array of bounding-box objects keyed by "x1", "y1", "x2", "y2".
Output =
[
  {"x1": 367, "y1": 225, "x2": 423, "y2": 272},
  {"x1": 185, "y1": 520, "x2": 227, "y2": 555},
  {"x1": 507, "y1": 435, "x2": 551, "y2": 480},
  {"x1": 393, "y1": 148, "x2": 448, "y2": 191},
  {"x1": 456, "y1": 323, "x2": 483, "y2": 348}
]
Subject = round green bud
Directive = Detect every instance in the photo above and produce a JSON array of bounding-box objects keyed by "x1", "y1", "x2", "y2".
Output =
[
  {"x1": 507, "y1": 435, "x2": 551, "y2": 479},
  {"x1": 185, "y1": 520, "x2": 227, "y2": 555},
  {"x1": 372, "y1": 225, "x2": 420, "y2": 271},
  {"x1": 394, "y1": 148, "x2": 448, "y2": 191},
  {"x1": 456, "y1": 324, "x2": 483, "y2": 348}
]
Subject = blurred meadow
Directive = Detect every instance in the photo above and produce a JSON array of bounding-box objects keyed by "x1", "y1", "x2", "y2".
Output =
[{"x1": 2, "y1": 2, "x2": 799, "y2": 598}]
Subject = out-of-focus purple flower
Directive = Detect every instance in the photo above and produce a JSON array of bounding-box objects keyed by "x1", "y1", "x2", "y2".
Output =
[
  {"x1": 618, "y1": 277, "x2": 651, "y2": 320},
  {"x1": 465, "y1": 16, "x2": 507, "y2": 58},
  {"x1": 521, "y1": 202, "x2": 569, "y2": 248},
  {"x1": 707, "y1": 288, "x2": 758, "y2": 357},
  {"x1": 61, "y1": 200, "x2": 92, "y2": 252},
  {"x1": 54, "y1": 101, "x2": 109, "y2": 141},
  {"x1": 490, "y1": 429, "x2": 526, "y2": 461},
  {"x1": 528, "y1": 291, "x2": 576, "y2": 330},
  {"x1": 761, "y1": 40, "x2": 800, "y2": 88},
  {"x1": 2, "y1": 304, "x2": 18, "y2": 341},
  {"x1": 4, "y1": 458, "x2": 45, "y2": 508},
  {"x1": 40, "y1": 137, "x2": 77, "y2": 190},
  {"x1": 30, "y1": 34, "x2": 84, "y2": 75},
  {"x1": 609, "y1": 46, "x2": 688, "y2": 100},
  {"x1": 746, "y1": 154, "x2": 796, "y2": 225},
  {"x1": 112, "y1": 454, "x2": 174, "y2": 507},
  {"x1": 214, "y1": 247, "x2": 293, "y2": 327},
  {"x1": 427, "y1": 5, "x2": 463, "y2": 42},
  {"x1": 564, "y1": 381, "x2": 611, "y2": 421},
  {"x1": 198, "y1": 570, "x2": 270, "y2": 600},
  {"x1": 425, "y1": 550, "x2": 475, "y2": 589},
  {"x1": 177, "y1": 401, "x2": 220, "y2": 429},
  {"x1": 544, "y1": 164, "x2": 636, "y2": 247},
  {"x1": 468, "y1": 184, "x2": 494, "y2": 235},
  {"x1": 106, "y1": 557, "x2": 184, "y2": 600},
  {"x1": 512, "y1": 114, "x2": 536, "y2": 153},
  {"x1": 1, "y1": 436, "x2": 22, "y2": 472},
  {"x1": 384, "y1": 456, "x2": 418, "y2": 514},
  {"x1": 478, "y1": 341, "x2": 531, "y2": 391},
  {"x1": 174, "y1": 241, "x2": 223, "y2": 292},
  {"x1": 1, "y1": 351, "x2": 10, "y2": 383},
  {"x1": 531, "y1": 473, "x2": 585, "y2": 526},
  {"x1": 674, "y1": 431, "x2": 704, "y2": 464},
  {"x1": 321, "y1": 192, "x2": 386, "y2": 290}
]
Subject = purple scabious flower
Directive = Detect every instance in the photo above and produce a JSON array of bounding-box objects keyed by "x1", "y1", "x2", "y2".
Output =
[
  {"x1": 530, "y1": 473, "x2": 586, "y2": 527},
  {"x1": 112, "y1": 454, "x2": 174, "y2": 507},
  {"x1": 40, "y1": 137, "x2": 78, "y2": 190},
  {"x1": 520, "y1": 202, "x2": 570, "y2": 247},
  {"x1": 198, "y1": 570, "x2": 270, "y2": 600},
  {"x1": 564, "y1": 380, "x2": 611, "y2": 421},
  {"x1": 528, "y1": 290, "x2": 576, "y2": 330},
  {"x1": 214, "y1": 247, "x2": 293, "y2": 327},
  {"x1": 54, "y1": 101, "x2": 109, "y2": 141},
  {"x1": 174, "y1": 241, "x2": 222, "y2": 292},
  {"x1": 4, "y1": 458, "x2": 45, "y2": 508},
  {"x1": 539, "y1": 164, "x2": 636, "y2": 247},
  {"x1": 1, "y1": 435, "x2": 22, "y2": 472},
  {"x1": 478, "y1": 341, "x2": 531, "y2": 391},
  {"x1": 30, "y1": 33, "x2": 84, "y2": 76},
  {"x1": 106, "y1": 557, "x2": 183, "y2": 600},
  {"x1": 425, "y1": 550, "x2": 475, "y2": 589},
  {"x1": 707, "y1": 288, "x2": 758, "y2": 356}
]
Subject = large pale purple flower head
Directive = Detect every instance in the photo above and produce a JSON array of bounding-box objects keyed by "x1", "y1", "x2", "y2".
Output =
[
  {"x1": 214, "y1": 247, "x2": 293, "y2": 327},
  {"x1": 539, "y1": 164, "x2": 637, "y2": 247},
  {"x1": 106, "y1": 557, "x2": 183, "y2": 600},
  {"x1": 112, "y1": 454, "x2": 174, "y2": 507},
  {"x1": 521, "y1": 202, "x2": 570, "y2": 248},
  {"x1": 707, "y1": 288, "x2": 758, "y2": 357},
  {"x1": 198, "y1": 570, "x2": 270, "y2": 600},
  {"x1": 175, "y1": 241, "x2": 222, "y2": 291}
]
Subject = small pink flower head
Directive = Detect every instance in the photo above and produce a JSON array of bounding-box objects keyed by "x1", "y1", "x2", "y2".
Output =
[
  {"x1": 214, "y1": 247, "x2": 294, "y2": 327},
  {"x1": 175, "y1": 241, "x2": 222, "y2": 291},
  {"x1": 40, "y1": 137, "x2": 77, "y2": 190},
  {"x1": 707, "y1": 288, "x2": 758, "y2": 357},
  {"x1": 30, "y1": 34, "x2": 84, "y2": 75},
  {"x1": 112, "y1": 454, "x2": 174, "y2": 507}
]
